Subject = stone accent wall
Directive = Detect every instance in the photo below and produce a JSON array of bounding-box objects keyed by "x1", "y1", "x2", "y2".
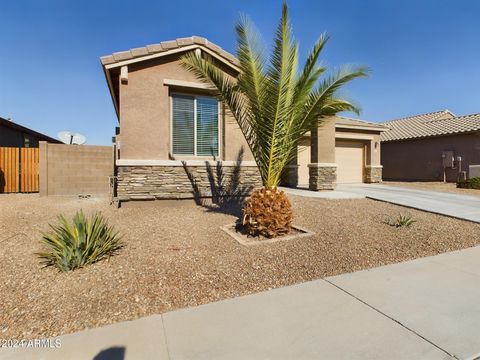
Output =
[
  {"x1": 309, "y1": 163, "x2": 337, "y2": 190},
  {"x1": 280, "y1": 165, "x2": 299, "y2": 188},
  {"x1": 117, "y1": 163, "x2": 262, "y2": 201},
  {"x1": 365, "y1": 165, "x2": 383, "y2": 183}
]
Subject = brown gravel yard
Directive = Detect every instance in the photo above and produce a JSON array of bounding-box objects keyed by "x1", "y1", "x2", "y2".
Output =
[
  {"x1": 1, "y1": 193, "x2": 480, "y2": 340},
  {"x1": 383, "y1": 181, "x2": 480, "y2": 196}
]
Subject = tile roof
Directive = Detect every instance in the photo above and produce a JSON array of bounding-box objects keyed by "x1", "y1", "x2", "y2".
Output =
[
  {"x1": 335, "y1": 116, "x2": 388, "y2": 130},
  {"x1": 100, "y1": 36, "x2": 239, "y2": 68},
  {"x1": 380, "y1": 110, "x2": 480, "y2": 142}
]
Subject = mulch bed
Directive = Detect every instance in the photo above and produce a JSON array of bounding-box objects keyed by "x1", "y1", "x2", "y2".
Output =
[{"x1": 1, "y1": 193, "x2": 480, "y2": 339}]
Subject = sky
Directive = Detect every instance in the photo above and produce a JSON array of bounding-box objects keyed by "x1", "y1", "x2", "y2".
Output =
[{"x1": 1, "y1": 0, "x2": 479, "y2": 145}]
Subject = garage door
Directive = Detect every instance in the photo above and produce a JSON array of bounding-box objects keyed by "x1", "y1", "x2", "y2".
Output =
[{"x1": 335, "y1": 140, "x2": 365, "y2": 183}]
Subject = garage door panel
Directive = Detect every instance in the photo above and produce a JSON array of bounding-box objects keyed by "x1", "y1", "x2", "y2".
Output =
[{"x1": 335, "y1": 140, "x2": 365, "y2": 183}]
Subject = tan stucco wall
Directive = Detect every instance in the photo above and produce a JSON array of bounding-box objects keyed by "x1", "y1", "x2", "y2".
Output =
[
  {"x1": 381, "y1": 132, "x2": 480, "y2": 181},
  {"x1": 39, "y1": 142, "x2": 113, "y2": 196},
  {"x1": 311, "y1": 117, "x2": 336, "y2": 163},
  {"x1": 118, "y1": 54, "x2": 253, "y2": 162}
]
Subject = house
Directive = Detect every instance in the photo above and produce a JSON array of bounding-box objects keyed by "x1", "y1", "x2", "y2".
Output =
[
  {"x1": 100, "y1": 37, "x2": 387, "y2": 201},
  {"x1": 381, "y1": 110, "x2": 480, "y2": 182},
  {"x1": 0, "y1": 117, "x2": 60, "y2": 147}
]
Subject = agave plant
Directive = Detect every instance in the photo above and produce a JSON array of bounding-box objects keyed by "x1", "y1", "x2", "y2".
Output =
[
  {"x1": 181, "y1": 3, "x2": 366, "y2": 238},
  {"x1": 38, "y1": 210, "x2": 122, "y2": 271},
  {"x1": 383, "y1": 213, "x2": 416, "y2": 228}
]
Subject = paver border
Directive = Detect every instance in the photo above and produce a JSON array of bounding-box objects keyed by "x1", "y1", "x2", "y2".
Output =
[{"x1": 221, "y1": 223, "x2": 315, "y2": 246}]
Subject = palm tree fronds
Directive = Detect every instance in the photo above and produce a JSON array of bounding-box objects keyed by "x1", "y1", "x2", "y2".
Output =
[{"x1": 180, "y1": 3, "x2": 368, "y2": 189}]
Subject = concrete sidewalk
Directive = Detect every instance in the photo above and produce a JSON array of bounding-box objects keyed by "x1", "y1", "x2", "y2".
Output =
[
  {"x1": 5, "y1": 246, "x2": 480, "y2": 359},
  {"x1": 338, "y1": 183, "x2": 480, "y2": 223}
]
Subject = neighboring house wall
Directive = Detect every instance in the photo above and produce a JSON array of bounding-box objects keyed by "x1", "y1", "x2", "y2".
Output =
[
  {"x1": 39, "y1": 142, "x2": 114, "y2": 196},
  {"x1": 0, "y1": 123, "x2": 40, "y2": 147},
  {"x1": 381, "y1": 132, "x2": 480, "y2": 181}
]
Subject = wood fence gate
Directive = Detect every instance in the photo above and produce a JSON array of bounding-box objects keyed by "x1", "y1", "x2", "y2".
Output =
[{"x1": 0, "y1": 147, "x2": 39, "y2": 193}]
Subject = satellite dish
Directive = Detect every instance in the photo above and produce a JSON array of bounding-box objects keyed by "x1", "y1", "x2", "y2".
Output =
[{"x1": 58, "y1": 131, "x2": 87, "y2": 145}]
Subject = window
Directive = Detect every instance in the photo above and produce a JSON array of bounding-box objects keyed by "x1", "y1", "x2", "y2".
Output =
[
  {"x1": 171, "y1": 94, "x2": 219, "y2": 157},
  {"x1": 23, "y1": 134, "x2": 31, "y2": 148}
]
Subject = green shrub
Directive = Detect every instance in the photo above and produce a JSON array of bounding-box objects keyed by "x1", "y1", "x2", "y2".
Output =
[
  {"x1": 38, "y1": 211, "x2": 122, "y2": 272},
  {"x1": 457, "y1": 177, "x2": 480, "y2": 189},
  {"x1": 383, "y1": 213, "x2": 416, "y2": 228}
]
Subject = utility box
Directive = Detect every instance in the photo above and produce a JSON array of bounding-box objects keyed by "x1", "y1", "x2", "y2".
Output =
[
  {"x1": 469, "y1": 165, "x2": 480, "y2": 178},
  {"x1": 442, "y1": 151, "x2": 455, "y2": 168}
]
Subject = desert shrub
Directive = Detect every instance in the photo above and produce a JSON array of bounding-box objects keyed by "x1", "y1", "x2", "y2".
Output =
[
  {"x1": 457, "y1": 177, "x2": 480, "y2": 189},
  {"x1": 38, "y1": 211, "x2": 122, "y2": 272},
  {"x1": 243, "y1": 188, "x2": 293, "y2": 238},
  {"x1": 383, "y1": 213, "x2": 416, "y2": 228}
]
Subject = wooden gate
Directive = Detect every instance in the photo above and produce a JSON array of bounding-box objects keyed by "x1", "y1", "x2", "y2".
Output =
[{"x1": 0, "y1": 147, "x2": 39, "y2": 193}]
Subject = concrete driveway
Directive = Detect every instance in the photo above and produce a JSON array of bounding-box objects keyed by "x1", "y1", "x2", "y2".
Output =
[
  {"x1": 337, "y1": 183, "x2": 480, "y2": 223},
  {"x1": 5, "y1": 246, "x2": 480, "y2": 359}
]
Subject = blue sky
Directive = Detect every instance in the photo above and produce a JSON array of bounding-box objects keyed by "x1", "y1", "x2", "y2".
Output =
[{"x1": 1, "y1": 0, "x2": 479, "y2": 145}]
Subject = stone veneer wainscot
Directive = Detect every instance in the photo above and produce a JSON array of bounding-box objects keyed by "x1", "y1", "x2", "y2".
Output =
[
  {"x1": 309, "y1": 163, "x2": 337, "y2": 190},
  {"x1": 116, "y1": 160, "x2": 262, "y2": 201},
  {"x1": 365, "y1": 165, "x2": 383, "y2": 183}
]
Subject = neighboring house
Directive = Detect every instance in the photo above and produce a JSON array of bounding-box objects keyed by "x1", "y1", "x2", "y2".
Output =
[
  {"x1": 381, "y1": 110, "x2": 480, "y2": 181},
  {"x1": 100, "y1": 36, "x2": 387, "y2": 201},
  {"x1": 0, "y1": 117, "x2": 60, "y2": 147}
]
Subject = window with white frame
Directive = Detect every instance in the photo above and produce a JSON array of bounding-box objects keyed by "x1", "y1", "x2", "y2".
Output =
[{"x1": 171, "y1": 94, "x2": 219, "y2": 157}]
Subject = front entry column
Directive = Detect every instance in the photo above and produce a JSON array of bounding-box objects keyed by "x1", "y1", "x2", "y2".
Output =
[
  {"x1": 309, "y1": 118, "x2": 337, "y2": 191},
  {"x1": 365, "y1": 137, "x2": 383, "y2": 183}
]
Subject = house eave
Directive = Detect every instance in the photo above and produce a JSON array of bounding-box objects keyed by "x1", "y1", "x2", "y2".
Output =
[
  {"x1": 335, "y1": 124, "x2": 389, "y2": 132},
  {"x1": 103, "y1": 45, "x2": 240, "y2": 72}
]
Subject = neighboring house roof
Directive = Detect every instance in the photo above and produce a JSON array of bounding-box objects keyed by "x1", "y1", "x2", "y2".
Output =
[
  {"x1": 380, "y1": 109, "x2": 480, "y2": 142},
  {"x1": 0, "y1": 117, "x2": 60, "y2": 143},
  {"x1": 335, "y1": 116, "x2": 388, "y2": 132}
]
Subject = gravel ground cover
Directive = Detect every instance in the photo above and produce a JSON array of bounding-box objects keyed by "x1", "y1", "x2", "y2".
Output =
[
  {"x1": 383, "y1": 181, "x2": 480, "y2": 196},
  {"x1": 1, "y1": 193, "x2": 480, "y2": 340}
]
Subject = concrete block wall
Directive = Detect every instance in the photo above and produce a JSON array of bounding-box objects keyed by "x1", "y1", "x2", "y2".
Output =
[{"x1": 39, "y1": 142, "x2": 113, "y2": 196}]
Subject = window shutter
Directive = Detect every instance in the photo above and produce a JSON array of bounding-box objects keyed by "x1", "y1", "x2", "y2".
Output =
[
  {"x1": 196, "y1": 97, "x2": 219, "y2": 156},
  {"x1": 172, "y1": 95, "x2": 194, "y2": 155}
]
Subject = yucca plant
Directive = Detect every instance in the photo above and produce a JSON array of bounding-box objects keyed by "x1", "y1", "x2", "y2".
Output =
[
  {"x1": 181, "y1": 2, "x2": 366, "y2": 238},
  {"x1": 38, "y1": 211, "x2": 122, "y2": 271}
]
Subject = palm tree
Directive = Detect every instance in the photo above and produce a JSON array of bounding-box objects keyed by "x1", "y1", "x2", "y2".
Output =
[{"x1": 181, "y1": 2, "x2": 367, "y2": 238}]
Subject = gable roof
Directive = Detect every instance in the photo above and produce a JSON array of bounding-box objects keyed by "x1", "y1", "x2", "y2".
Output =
[
  {"x1": 0, "y1": 117, "x2": 60, "y2": 143},
  {"x1": 101, "y1": 36, "x2": 239, "y2": 120},
  {"x1": 379, "y1": 109, "x2": 480, "y2": 142},
  {"x1": 335, "y1": 116, "x2": 388, "y2": 132},
  {"x1": 100, "y1": 36, "x2": 239, "y2": 69}
]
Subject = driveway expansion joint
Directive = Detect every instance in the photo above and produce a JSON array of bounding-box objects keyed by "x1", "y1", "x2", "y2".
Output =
[
  {"x1": 321, "y1": 278, "x2": 457, "y2": 359},
  {"x1": 160, "y1": 314, "x2": 172, "y2": 360}
]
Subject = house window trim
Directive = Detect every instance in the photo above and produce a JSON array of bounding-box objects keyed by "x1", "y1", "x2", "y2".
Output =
[{"x1": 170, "y1": 91, "x2": 221, "y2": 158}]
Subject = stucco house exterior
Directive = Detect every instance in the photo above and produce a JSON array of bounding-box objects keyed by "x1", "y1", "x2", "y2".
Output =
[
  {"x1": 100, "y1": 37, "x2": 387, "y2": 201},
  {"x1": 381, "y1": 110, "x2": 480, "y2": 182}
]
